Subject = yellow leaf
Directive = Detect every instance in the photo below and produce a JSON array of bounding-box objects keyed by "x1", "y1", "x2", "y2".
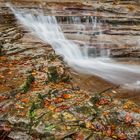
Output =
[{"x1": 112, "y1": 135, "x2": 118, "y2": 139}]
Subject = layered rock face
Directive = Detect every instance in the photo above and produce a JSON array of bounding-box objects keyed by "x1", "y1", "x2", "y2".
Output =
[
  {"x1": 0, "y1": 1, "x2": 140, "y2": 140},
  {"x1": 1, "y1": 0, "x2": 140, "y2": 58}
]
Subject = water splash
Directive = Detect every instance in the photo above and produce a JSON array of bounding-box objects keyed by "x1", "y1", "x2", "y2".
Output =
[{"x1": 7, "y1": 4, "x2": 140, "y2": 88}]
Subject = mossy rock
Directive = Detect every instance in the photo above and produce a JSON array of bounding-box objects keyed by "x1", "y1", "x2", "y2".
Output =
[
  {"x1": 46, "y1": 66, "x2": 71, "y2": 84},
  {"x1": 22, "y1": 74, "x2": 35, "y2": 93}
]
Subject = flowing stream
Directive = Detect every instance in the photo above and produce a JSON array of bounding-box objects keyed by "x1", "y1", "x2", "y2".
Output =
[{"x1": 7, "y1": 4, "x2": 140, "y2": 89}]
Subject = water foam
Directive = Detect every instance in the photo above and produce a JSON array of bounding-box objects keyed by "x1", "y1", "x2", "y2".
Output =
[{"x1": 7, "y1": 4, "x2": 140, "y2": 88}]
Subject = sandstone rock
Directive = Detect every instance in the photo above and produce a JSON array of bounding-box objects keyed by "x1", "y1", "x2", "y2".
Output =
[
  {"x1": 4, "y1": 38, "x2": 12, "y2": 43},
  {"x1": 7, "y1": 30, "x2": 18, "y2": 36},
  {"x1": 34, "y1": 121, "x2": 46, "y2": 134},
  {"x1": 3, "y1": 43, "x2": 13, "y2": 49},
  {"x1": 5, "y1": 27, "x2": 16, "y2": 33},
  {"x1": 0, "y1": 1, "x2": 140, "y2": 140},
  {"x1": 13, "y1": 33, "x2": 23, "y2": 40},
  {"x1": 8, "y1": 131, "x2": 32, "y2": 140}
]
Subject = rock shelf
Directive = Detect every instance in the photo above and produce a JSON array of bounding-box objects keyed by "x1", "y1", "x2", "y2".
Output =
[{"x1": 0, "y1": 1, "x2": 140, "y2": 140}]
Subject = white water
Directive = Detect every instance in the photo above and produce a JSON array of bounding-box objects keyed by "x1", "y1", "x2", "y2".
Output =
[{"x1": 8, "y1": 4, "x2": 140, "y2": 88}]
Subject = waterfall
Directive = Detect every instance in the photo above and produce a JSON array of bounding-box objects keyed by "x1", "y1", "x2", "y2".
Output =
[{"x1": 7, "y1": 4, "x2": 140, "y2": 89}]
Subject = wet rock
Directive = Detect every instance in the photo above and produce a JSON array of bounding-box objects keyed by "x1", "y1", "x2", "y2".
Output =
[
  {"x1": 8, "y1": 116, "x2": 30, "y2": 125},
  {"x1": 8, "y1": 131, "x2": 32, "y2": 140},
  {"x1": 119, "y1": 111, "x2": 140, "y2": 121},
  {"x1": 47, "y1": 66, "x2": 59, "y2": 83},
  {"x1": 0, "y1": 37, "x2": 4, "y2": 43},
  {"x1": 4, "y1": 38, "x2": 13, "y2": 43},
  {"x1": 12, "y1": 33, "x2": 23, "y2": 41},
  {"x1": 22, "y1": 69, "x2": 32, "y2": 75},
  {"x1": 3, "y1": 33, "x2": 9, "y2": 38},
  {"x1": 0, "y1": 1, "x2": 140, "y2": 140},
  {"x1": 7, "y1": 30, "x2": 18, "y2": 36},
  {"x1": 21, "y1": 74, "x2": 35, "y2": 93},
  {"x1": 62, "y1": 112, "x2": 76, "y2": 121},
  {"x1": 0, "y1": 100, "x2": 11, "y2": 109},
  {"x1": 0, "y1": 100, "x2": 13, "y2": 111},
  {"x1": 5, "y1": 27, "x2": 16, "y2": 33},
  {"x1": 3, "y1": 43, "x2": 13, "y2": 50},
  {"x1": 34, "y1": 121, "x2": 46, "y2": 134}
]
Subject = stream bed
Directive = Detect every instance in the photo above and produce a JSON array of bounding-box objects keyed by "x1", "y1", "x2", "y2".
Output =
[{"x1": 0, "y1": 1, "x2": 140, "y2": 140}]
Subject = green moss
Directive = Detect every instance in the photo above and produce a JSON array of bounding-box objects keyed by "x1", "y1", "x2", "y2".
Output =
[
  {"x1": 47, "y1": 66, "x2": 59, "y2": 83},
  {"x1": 46, "y1": 66, "x2": 71, "y2": 84},
  {"x1": 22, "y1": 74, "x2": 35, "y2": 93}
]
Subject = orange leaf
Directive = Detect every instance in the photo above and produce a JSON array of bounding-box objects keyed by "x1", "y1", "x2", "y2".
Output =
[
  {"x1": 15, "y1": 104, "x2": 24, "y2": 109},
  {"x1": 103, "y1": 111, "x2": 109, "y2": 117},
  {"x1": 32, "y1": 72, "x2": 37, "y2": 76},
  {"x1": 85, "y1": 122, "x2": 93, "y2": 129},
  {"x1": 15, "y1": 94, "x2": 21, "y2": 99},
  {"x1": 21, "y1": 98, "x2": 29, "y2": 103},
  {"x1": 62, "y1": 93, "x2": 72, "y2": 99},
  {"x1": 48, "y1": 105, "x2": 55, "y2": 111},
  {"x1": 44, "y1": 100, "x2": 51, "y2": 107},
  {"x1": 54, "y1": 97, "x2": 63, "y2": 104}
]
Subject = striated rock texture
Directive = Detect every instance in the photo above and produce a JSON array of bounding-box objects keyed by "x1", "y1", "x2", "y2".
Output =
[
  {"x1": 1, "y1": 0, "x2": 140, "y2": 57},
  {"x1": 0, "y1": 1, "x2": 140, "y2": 140}
]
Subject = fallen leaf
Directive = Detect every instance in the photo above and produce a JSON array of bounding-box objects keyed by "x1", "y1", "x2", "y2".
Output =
[
  {"x1": 15, "y1": 104, "x2": 24, "y2": 109},
  {"x1": 103, "y1": 111, "x2": 109, "y2": 117},
  {"x1": 123, "y1": 101, "x2": 135, "y2": 109},
  {"x1": 21, "y1": 98, "x2": 29, "y2": 103},
  {"x1": 55, "y1": 105, "x2": 69, "y2": 112},
  {"x1": 44, "y1": 100, "x2": 51, "y2": 107},
  {"x1": 62, "y1": 93, "x2": 72, "y2": 99},
  {"x1": 48, "y1": 105, "x2": 55, "y2": 111},
  {"x1": 85, "y1": 121, "x2": 93, "y2": 129},
  {"x1": 54, "y1": 97, "x2": 63, "y2": 104},
  {"x1": 98, "y1": 98, "x2": 109, "y2": 105},
  {"x1": 125, "y1": 113, "x2": 133, "y2": 123},
  {"x1": 112, "y1": 135, "x2": 118, "y2": 139}
]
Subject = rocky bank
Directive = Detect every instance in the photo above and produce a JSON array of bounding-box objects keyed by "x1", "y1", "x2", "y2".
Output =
[{"x1": 0, "y1": 0, "x2": 140, "y2": 140}]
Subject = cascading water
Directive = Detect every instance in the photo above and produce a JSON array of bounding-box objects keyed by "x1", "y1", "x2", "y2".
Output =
[{"x1": 7, "y1": 4, "x2": 140, "y2": 89}]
